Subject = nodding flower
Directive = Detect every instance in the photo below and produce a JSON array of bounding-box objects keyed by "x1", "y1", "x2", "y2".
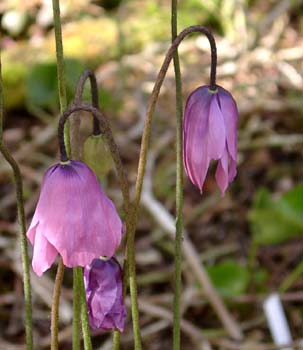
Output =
[
  {"x1": 183, "y1": 85, "x2": 238, "y2": 195},
  {"x1": 26, "y1": 160, "x2": 123, "y2": 276}
]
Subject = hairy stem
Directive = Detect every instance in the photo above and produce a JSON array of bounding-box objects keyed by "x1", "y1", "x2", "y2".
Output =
[
  {"x1": 171, "y1": 1, "x2": 184, "y2": 349},
  {"x1": 0, "y1": 52, "x2": 33, "y2": 350}
]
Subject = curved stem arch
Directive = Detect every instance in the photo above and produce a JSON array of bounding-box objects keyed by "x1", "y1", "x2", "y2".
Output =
[
  {"x1": 58, "y1": 103, "x2": 129, "y2": 209},
  {"x1": 133, "y1": 25, "x2": 217, "y2": 234},
  {"x1": 130, "y1": 25, "x2": 242, "y2": 341},
  {"x1": 57, "y1": 102, "x2": 142, "y2": 346},
  {"x1": 74, "y1": 69, "x2": 101, "y2": 135}
]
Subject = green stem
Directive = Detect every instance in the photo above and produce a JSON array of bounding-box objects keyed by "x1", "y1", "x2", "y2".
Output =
[
  {"x1": 171, "y1": 1, "x2": 184, "y2": 349},
  {"x1": 51, "y1": 2, "x2": 74, "y2": 349},
  {"x1": 127, "y1": 25, "x2": 217, "y2": 350},
  {"x1": 75, "y1": 267, "x2": 92, "y2": 350},
  {"x1": 51, "y1": 259, "x2": 65, "y2": 350},
  {"x1": 52, "y1": 0, "x2": 70, "y2": 154},
  {"x1": 58, "y1": 102, "x2": 137, "y2": 349},
  {"x1": 113, "y1": 330, "x2": 121, "y2": 350},
  {"x1": 72, "y1": 269, "x2": 81, "y2": 350},
  {"x1": 0, "y1": 52, "x2": 33, "y2": 350},
  {"x1": 127, "y1": 211, "x2": 142, "y2": 349}
]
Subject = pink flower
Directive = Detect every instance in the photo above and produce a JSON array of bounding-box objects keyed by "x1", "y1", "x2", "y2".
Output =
[
  {"x1": 183, "y1": 85, "x2": 238, "y2": 195},
  {"x1": 26, "y1": 160, "x2": 122, "y2": 276},
  {"x1": 84, "y1": 257, "x2": 126, "y2": 332}
]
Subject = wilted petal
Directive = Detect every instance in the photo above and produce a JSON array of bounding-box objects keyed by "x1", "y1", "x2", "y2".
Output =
[{"x1": 84, "y1": 258, "x2": 126, "y2": 332}]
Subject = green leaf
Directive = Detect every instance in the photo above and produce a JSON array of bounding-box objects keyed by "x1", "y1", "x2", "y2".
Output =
[
  {"x1": 26, "y1": 62, "x2": 58, "y2": 109},
  {"x1": 206, "y1": 260, "x2": 249, "y2": 296},
  {"x1": 25, "y1": 59, "x2": 84, "y2": 110},
  {"x1": 249, "y1": 184, "x2": 303, "y2": 245}
]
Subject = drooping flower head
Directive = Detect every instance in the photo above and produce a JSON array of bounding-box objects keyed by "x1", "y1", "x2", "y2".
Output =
[
  {"x1": 183, "y1": 85, "x2": 238, "y2": 195},
  {"x1": 26, "y1": 160, "x2": 122, "y2": 276},
  {"x1": 84, "y1": 257, "x2": 126, "y2": 332}
]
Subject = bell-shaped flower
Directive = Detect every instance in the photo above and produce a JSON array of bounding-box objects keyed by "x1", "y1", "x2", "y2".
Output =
[
  {"x1": 84, "y1": 257, "x2": 126, "y2": 332},
  {"x1": 26, "y1": 160, "x2": 122, "y2": 276},
  {"x1": 183, "y1": 85, "x2": 238, "y2": 195}
]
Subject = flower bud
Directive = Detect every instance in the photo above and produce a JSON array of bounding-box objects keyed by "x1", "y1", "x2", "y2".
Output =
[
  {"x1": 83, "y1": 134, "x2": 114, "y2": 180},
  {"x1": 84, "y1": 257, "x2": 126, "y2": 332}
]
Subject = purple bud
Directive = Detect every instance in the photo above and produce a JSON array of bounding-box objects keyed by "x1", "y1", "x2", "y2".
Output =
[
  {"x1": 183, "y1": 85, "x2": 238, "y2": 195},
  {"x1": 26, "y1": 160, "x2": 123, "y2": 276},
  {"x1": 84, "y1": 257, "x2": 126, "y2": 332}
]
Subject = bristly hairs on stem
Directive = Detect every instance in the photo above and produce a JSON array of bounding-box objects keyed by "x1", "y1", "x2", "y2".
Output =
[
  {"x1": 0, "y1": 54, "x2": 34, "y2": 350},
  {"x1": 171, "y1": 1, "x2": 184, "y2": 349}
]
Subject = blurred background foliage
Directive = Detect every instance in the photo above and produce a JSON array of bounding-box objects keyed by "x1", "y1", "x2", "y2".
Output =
[{"x1": 0, "y1": 0, "x2": 302, "y2": 349}]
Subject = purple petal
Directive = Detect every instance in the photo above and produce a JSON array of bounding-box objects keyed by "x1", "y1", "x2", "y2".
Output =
[
  {"x1": 207, "y1": 94, "x2": 226, "y2": 160},
  {"x1": 217, "y1": 87, "x2": 238, "y2": 162},
  {"x1": 183, "y1": 86, "x2": 213, "y2": 191},
  {"x1": 84, "y1": 258, "x2": 126, "y2": 332},
  {"x1": 32, "y1": 231, "x2": 58, "y2": 276},
  {"x1": 215, "y1": 148, "x2": 229, "y2": 196}
]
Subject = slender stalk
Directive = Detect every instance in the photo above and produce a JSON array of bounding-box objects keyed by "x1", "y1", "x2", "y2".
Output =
[
  {"x1": 74, "y1": 267, "x2": 92, "y2": 350},
  {"x1": 171, "y1": 2, "x2": 184, "y2": 349},
  {"x1": 51, "y1": 259, "x2": 65, "y2": 350},
  {"x1": 128, "y1": 25, "x2": 242, "y2": 340},
  {"x1": 72, "y1": 269, "x2": 81, "y2": 350},
  {"x1": 74, "y1": 69, "x2": 101, "y2": 135},
  {"x1": 0, "y1": 52, "x2": 33, "y2": 350},
  {"x1": 57, "y1": 102, "x2": 136, "y2": 347},
  {"x1": 52, "y1": 0, "x2": 70, "y2": 154},
  {"x1": 51, "y1": 2, "x2": 70, "y2": 349},
  {"x1": 113, "y1": 329, "x2": 121, "y2": 350},
  {"x1": 131, "y1": 26, "x2": 217, "y2": 242}
]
